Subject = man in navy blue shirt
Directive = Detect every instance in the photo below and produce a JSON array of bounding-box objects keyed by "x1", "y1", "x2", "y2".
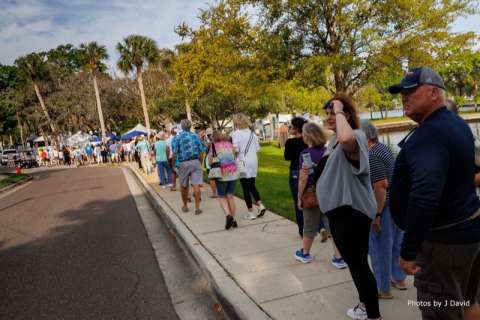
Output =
[{"x1": 389, "y1": 67, "x2": 480, "y2": 320}]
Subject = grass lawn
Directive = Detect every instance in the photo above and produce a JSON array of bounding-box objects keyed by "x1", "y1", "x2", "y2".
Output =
[
  {"x1": 0, "y1": 173, "x2": 28, "y2": 189},
  {"x1": 234, "y1": 142, "x2": 295, "y2": 221}
]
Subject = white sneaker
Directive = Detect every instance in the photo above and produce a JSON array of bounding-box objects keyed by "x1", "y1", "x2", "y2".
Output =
[
  {"x1": 244, "y1": 213, "x2": 257, "y2": 220},
  {"x1": 347, "y1": 303, "x2": 367, "y2": 320},
  {"x1": 257, "y1": 203, "x2": 266, "y2": 217}
]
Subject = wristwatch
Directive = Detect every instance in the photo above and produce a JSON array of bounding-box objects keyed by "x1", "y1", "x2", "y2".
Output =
[{"x1": 375, "y1": 213, "x2": 382, "y2": 218}]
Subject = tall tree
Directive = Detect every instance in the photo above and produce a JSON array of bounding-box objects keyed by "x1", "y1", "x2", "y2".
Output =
[
  {"x1": 79, "y1": 41, "x2": 109, "y2": 141},
  {"x1": 15, "y1": 53, "x2": 57, "y2": 136},
  {"x1": 116, "y1": 35, "x2": 160, "y2": 132},
  {"x1": 242, "y1": 0, "x2": 477, "y2": 94},
  {"x1": 172, "y1": 2, "x2": 278, "y2": 125}
]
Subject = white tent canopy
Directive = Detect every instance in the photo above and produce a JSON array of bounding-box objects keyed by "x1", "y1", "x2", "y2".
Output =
[
  {"x1": 63, "y1": 131, "x2": 92, "y2": 146},
  {"x1": 123, "y1": 124, "x2": 156, "y2": 136},
  {"x1": 33, "y1": 136, "x2": 45, "y2": 142}
]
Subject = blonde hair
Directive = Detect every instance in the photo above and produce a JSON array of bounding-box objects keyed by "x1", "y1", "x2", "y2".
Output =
[
  {"x1": 232, "y1": 113, "x2": 251, "y2": 129},
  {"x1": 302, "y1": 122, "x2": 327, "y2": 147}
]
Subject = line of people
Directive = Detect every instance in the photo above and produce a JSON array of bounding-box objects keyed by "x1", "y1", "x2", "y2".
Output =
[{"x1": 139, "y1": 67, "x2": 479, "y2": 320}]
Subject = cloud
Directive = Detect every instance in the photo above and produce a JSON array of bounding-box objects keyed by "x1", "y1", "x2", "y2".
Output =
[
  {"x1": 1, "y1": 0, "x2": 478, "y2": 69},
  {"x1": 0, "y1": 0, "x2": 204, "y2": 67}
]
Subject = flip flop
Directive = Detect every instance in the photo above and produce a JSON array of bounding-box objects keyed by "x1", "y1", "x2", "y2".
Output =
[{"x1": 391, "y1": 281, "x2": 407, "y2": 291}]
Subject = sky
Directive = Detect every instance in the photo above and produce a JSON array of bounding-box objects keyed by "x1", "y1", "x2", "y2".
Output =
[{"x1": 1, "y1": 0, "x2": 479, "y2": 72}]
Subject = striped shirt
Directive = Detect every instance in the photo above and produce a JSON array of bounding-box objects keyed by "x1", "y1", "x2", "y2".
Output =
[{"x1": 369, "y1": 142, "x2": 395, "y2": 202}]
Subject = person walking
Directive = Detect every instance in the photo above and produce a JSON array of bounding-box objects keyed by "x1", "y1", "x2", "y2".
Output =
[
  {"x1": 171, "y1": 119, "x2": 207, "y2": 215},
  {"x1": 361, "y1": 120, "x2": 407, "y2": 300},
  {"x1": 136, "y1": 135, "x2": 152, "y2": 174},
  {"x1": 314, "y1": 95, "x2": 380, "y2": 320},
  {"x1": 209, "y1": 131, "x2": 239, "y2": 229},
  {"x1": 388, "y1": 67, "x2": 480, "y2": 320},
  {"x1": 232, "y1": 113, "x2": 266, "y2": 220},
  {"x1": 154, "y1": 132, "x2": 173, "y2": 188}
]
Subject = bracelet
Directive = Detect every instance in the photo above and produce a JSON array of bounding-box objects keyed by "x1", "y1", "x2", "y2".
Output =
[
  {"x1": 375, "y1": 213, "x2": 382, "y2": 218},
  {"x1": 335, "y1": 110, "x2": 346, "y2": 116}
]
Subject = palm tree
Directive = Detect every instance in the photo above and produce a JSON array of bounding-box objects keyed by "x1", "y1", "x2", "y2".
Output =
[
  {"x1": 15, "y1": 53, "x2": 57, "y2": 136},
  {"x1": 116, "y1": 35, "x2": 160, "y2": 132},
  {"x1": 79, "y1": 41, "x2": 109, "y2": 141}
]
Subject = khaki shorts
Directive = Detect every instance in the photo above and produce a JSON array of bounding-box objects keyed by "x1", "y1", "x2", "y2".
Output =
[
  {"x1": 178, "y1": 159, "x2": 203, "y2": 187},
  {"x1": 414, "y1": 241, "x2": 480, "y2": 319}
]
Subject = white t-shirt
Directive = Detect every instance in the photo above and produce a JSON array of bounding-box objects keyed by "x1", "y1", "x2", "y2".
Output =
[{"x1": 232, "y1": 128, "x2": 260, "y2": 178}]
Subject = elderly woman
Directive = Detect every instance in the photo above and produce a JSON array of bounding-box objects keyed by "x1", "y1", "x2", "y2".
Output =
[
  {"x1": 209, "y1": 130, "x2": 239, "y2": 229},
  {"x1": 232, "y1": 113, "x2": 266, "y2": 220},
  {"x1": 311, "y1": 95, "x2": 381, "y2": 320},
  {"x1": 361, "y1": 120, "x2": 407, "y2": 300}
]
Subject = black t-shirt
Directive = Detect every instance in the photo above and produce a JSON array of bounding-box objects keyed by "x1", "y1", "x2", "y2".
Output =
[{"x1": 284, "y1": 137, "x2": 307, "y2": 171}]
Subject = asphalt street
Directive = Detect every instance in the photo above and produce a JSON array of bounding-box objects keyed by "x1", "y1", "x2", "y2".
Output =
[{"x1": 0, "y1": 167, "x2": 180, "y2": 320}]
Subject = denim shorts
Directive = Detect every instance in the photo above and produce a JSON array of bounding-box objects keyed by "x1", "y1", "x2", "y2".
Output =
[{"x1": 216, "y1": 180, "x2": 237, "y2": 197}]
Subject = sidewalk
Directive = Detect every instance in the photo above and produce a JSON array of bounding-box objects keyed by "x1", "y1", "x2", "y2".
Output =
[{"x1": 130, "y1": 164, "x2": 421, "y2": 320}]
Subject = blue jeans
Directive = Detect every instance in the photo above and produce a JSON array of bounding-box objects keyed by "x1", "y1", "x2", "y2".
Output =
[
  {"x1": 289, "y1": 169, "x2": 324, "y2": 237},
  {"x1": 369, "y1": 205, "x2": 406, "y2": 292},
  {"x1": 157, "y1": 161, "x2": 172, "y2": 185}
]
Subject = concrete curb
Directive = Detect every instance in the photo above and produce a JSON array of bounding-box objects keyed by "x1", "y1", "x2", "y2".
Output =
[
  {"x1": 127, "y1": 166, "x2": 272, "y2": 320},
  {"x1": 0, "y1": 174, "x2": 33, "y2": 195}
]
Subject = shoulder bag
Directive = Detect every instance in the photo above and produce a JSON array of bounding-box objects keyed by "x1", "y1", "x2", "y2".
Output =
[
  {"x1": 236, "y1": 132, "x2": 254, "y2": 177},
  {"x1": 208, "y1": 143, "x2": 222, "y2": 180}
]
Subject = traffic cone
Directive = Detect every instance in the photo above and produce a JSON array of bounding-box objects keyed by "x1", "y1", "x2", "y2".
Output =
[{"x1": 16, "y1": 166, "x2": 22, "y2": 174}]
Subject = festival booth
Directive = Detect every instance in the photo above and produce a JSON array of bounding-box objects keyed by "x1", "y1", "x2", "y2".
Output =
[
  {"x1": 121, "y1": 124, "x2": 156, "y2": 141},
  {"x1": 63, "y1": 131, "x2": 92, "y2": 147},
  {"x1": 90, "y1": 133, "x2": 120, "y2": 143}
]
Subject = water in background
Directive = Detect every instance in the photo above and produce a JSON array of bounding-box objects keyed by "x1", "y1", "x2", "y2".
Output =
[{"x1": 380, "y1": 122, "x2": 480, "y2": 155}]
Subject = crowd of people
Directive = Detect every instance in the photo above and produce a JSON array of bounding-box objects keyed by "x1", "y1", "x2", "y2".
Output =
[
  {"x1": 136, "y1": 66, "x2": 479, "y2": 320},
  {"x1": 31, "y1": 66, "x2": 479, "y2": 320}
]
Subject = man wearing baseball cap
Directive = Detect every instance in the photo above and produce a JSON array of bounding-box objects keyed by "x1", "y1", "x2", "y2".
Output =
[{"x1": 388, "y1": 67, "x2": 480, "y2": 319}]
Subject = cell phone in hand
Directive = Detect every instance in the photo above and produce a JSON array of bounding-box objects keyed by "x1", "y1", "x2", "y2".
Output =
[{"x1": 302, "y1": 152, "x2": 314, "y2": 175}]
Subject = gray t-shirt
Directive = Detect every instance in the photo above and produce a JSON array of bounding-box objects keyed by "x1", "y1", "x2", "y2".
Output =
[{"x1": 316, "y1": 129, "x2": 377, "y2": 219}]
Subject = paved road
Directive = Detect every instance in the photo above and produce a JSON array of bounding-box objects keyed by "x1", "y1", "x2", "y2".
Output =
[{"x1": 0, "y1": 167, "x2": 180, "y2": 320}]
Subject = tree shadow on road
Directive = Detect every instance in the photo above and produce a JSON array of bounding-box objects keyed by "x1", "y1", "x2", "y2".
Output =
[{"x1": 0, "y1": 167, "x2": 180, "y2": 320}]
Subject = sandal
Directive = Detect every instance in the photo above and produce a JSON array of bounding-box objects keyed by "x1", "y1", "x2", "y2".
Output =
[
  {"x1": 195, "y1": 209, "x2": 203, "y2": 215},
  {"x1": 181, "y1": 206, "x2": 189, "y2": 213},
  {"x1": 378, "y1": 292, "x2": 393, "y2": 299},
  {"x1": 391, "y1": 281, "x2": 407, "y2": 291}
]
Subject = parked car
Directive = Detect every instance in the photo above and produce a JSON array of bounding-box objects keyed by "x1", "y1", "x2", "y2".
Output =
[{"x1": 1, "y1": 149, "x2": 19, "y2": 166}]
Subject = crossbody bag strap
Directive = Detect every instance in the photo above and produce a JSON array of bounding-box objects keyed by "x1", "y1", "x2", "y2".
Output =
[
  {"x1": 243, "y1": 132, "x2": 254, "y2": 157},
  {"x1": 211, "y1": 142, "x2": 218, "y2": 157}
]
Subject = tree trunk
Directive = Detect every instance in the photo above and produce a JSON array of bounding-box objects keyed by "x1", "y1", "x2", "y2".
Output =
[
  {"x1": 33, "y1": 82, "x2": 56, "y2": 134},
  {"x1": 136, "y1": 67, "x2": 150, "y2": 133},
  {"x1": 185, "y1": 99, "x2": 192, "y2": 122},
  {"x1": 93, "y1": 75, "x2": 107, "y2": 142},
  {"x1": 16, "y1": 110, "x2": 25, "y2": 147}
]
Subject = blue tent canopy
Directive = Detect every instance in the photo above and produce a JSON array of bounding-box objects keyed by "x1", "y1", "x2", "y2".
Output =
[
  {"x1": 121, "y1": 130, "x2": 146, "y2": 140},
  {"x1": 90, "y1": 133, "x2": 119, "y2": 142}
]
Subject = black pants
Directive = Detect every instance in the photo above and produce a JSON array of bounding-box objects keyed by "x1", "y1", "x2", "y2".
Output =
[
  {"x1": 327, "y1": 206, "x2": 380, "y2": 319},
  {"x1": 239, "y1": 178, "x2": 261, "y2": 209}
]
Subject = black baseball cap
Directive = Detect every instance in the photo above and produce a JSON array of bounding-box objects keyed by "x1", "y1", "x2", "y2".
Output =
[{"x1": 388, "y1": 67, "x2": 445, "y2": 94}]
